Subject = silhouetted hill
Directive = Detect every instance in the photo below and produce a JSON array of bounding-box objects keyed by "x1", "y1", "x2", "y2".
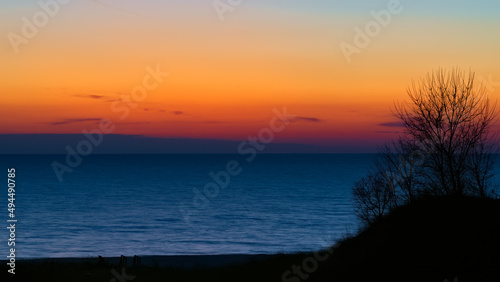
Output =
[{"x1": 310, "y1": 195, "x2": 500, "y2": 282}]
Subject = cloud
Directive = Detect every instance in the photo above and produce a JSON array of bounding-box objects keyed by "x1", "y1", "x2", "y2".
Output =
[
  {"x1": 379, "y1": 121, "x2": 404, "y2": 127},
  {"x1": 376, "y1": 131, "x2": 404, "y2": 134},
  {"x1": 292, "y1": 116, "x2": 325, "y2": 123},
  {"x1": 115, "y1": 121, "x2": 150, "y2": 125},
  {"x1": 172, "y1": 111, "x2": 183, "y2": 115},
  {"x1": 203, "y1": 121, "x2": 229, "y2": 124},
  {"x1": 47, "y1": 118, "x2": 102, "y2": 126},
  {"x1": 73, "y1": 94, "x2": 105, "y2": 99}
]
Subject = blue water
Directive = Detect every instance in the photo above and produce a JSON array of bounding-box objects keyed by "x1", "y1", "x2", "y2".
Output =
[{"x1": 0, "y1": 154, "x2": 409, "y2": 258}]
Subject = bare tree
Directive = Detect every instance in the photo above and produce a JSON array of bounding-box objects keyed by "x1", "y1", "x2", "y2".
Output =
[
  {"x1": 465, "y1": 140, "x2": 498, "y2": 197},
  {"x1": 352, "y1": 171, "x2": 396, "y2": 225},
  {"x1": 395, "y1": 68, "x2": 497, "y2": 196},
  {"x1": 353, "y1": 68, "x2": 498, "y2": 224}
]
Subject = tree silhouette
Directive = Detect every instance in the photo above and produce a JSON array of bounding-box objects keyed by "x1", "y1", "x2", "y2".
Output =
[{"x1": 353, "y1": 68, "x2": 498, "y2": 224}]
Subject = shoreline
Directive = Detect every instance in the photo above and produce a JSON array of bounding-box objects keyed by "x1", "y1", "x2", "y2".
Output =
[{"x1": 1, "y1": 253, "x2": 285, "y2": 269}]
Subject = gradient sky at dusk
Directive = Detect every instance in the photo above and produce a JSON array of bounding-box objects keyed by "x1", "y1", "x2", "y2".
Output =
[{"x1": 1, "y1": 0, "x2": 499, "y2": 152}]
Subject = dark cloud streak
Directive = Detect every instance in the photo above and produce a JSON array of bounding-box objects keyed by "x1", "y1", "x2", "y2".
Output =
[
  {"x1": 73, "y1": 94, "x2": 105, "y2": 99},
  {"x1": 292, "y1": 116, "x2": 325, "y2": 123},
  {"x1": 47, "y1": 118, "x2": 102, "y2": 126},
  {"x1": 379, "y1": 121, "x2": 404, "y2": 128}
]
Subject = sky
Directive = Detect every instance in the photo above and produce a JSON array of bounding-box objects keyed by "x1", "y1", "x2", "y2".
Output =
[{"x1": 1, "y1": 0, "x2": 500, "y2": 153}]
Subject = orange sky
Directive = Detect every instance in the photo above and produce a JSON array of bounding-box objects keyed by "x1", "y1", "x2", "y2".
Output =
[{"x1": 1, "y1": 0, "x2": 499, "y2": 151}]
